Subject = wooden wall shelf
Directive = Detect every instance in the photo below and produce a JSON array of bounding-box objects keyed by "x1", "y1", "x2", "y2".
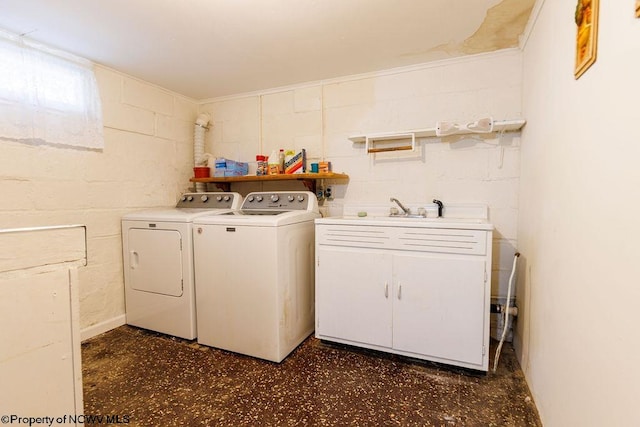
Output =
[{"x1": 190, "y1": 172, "x2": 349, "y2": 194}]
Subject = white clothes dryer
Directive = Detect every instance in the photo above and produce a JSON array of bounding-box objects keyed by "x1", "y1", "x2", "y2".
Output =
[
  {"x1": 121, "y1": 192, "x2": 242, "y2": 339},
  {"x1": 193, "y1": 191, "x2": 320, "y2": 362}
]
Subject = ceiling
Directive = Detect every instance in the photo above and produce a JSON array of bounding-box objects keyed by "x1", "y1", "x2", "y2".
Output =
[{"x1": 0, "y1": 0, "x2": 535, "y2": 100}]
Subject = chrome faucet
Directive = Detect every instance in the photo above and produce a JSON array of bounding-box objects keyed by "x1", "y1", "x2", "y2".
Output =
[
  {"x1": 433, "y1": 199, "x2": 443, "y2": 218},
  {"x1": 390, "y1": 197, "x2": 410, "y2": 216}
]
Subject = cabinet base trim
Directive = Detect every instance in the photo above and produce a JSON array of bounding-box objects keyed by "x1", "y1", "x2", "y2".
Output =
[{"x1": 316, "y1": 334, "x2": 488, "y2": 373}]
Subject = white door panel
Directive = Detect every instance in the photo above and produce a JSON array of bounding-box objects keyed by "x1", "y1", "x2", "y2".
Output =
[
  {"x1": 128, "y1": 228, "x2": 183, "y2": 297},
  {"x1": 316, "y1": 247, "x2": 392, "y2": 348},
  {"x1": 393, "y1": 254, "x2": 486, "y2": 365}
]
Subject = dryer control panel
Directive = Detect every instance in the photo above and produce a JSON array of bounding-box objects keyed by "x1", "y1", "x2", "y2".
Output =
[{"x1": 176, "y1": 192, "x2": 241, "y2": 209}]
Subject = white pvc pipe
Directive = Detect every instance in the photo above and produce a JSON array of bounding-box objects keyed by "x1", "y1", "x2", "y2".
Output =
[{"x1": 194, "y1": 113, "x2": 210, "y2": 193}]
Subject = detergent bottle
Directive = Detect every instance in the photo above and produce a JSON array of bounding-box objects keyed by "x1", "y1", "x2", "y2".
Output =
[{"x1": 267, "y1": 149, "x2": 280, "y2": 175}]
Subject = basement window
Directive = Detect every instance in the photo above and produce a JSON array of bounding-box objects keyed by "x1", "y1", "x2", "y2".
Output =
[{"x1": 0, "y1": 29, "x2": 103, "y2": 150}]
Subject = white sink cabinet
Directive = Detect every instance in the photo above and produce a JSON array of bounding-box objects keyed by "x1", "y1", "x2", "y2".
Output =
[{"x1": 315, "y1": 218, "x2": 493, "y2": 371}]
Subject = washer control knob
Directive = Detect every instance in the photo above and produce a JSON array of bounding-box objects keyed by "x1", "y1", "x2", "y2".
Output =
[
  {"x1": 187, "y1": 196, "x2": 194, "y2": 201},
  {"x1": 256, "y1": 195, "x2": 263, "y2": 202},
  {"x1": 216, "y1": 195, "x2": 223, "y2": 201},
  {"x1": 248, "y1": 195, "x2": 255, "y2": 202},
  {"x1": 270, "y1": 194, "x2": 279, "y2": 202},
  {"x1": 223, "y1": 195, "x2": 230, "y2": 201},
  {"x1": 181, "y1": 196, "x2": 187, "y2": 202},
  {"x1": 201, "y1": 195, "x2": 209, "y2": 202},
  {"x1": 297, "y1": 195, "x2": 305, "y2": 202},
  {"x1": 287, "y1": 195, "x2": 294, "y2": 202}
]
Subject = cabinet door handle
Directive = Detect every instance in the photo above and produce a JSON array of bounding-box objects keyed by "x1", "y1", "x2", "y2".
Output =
[
  {"x1": 384, "y1": 282, "x2": 389, "y2": 298},
  {"x1": 397, "y1": 283, "x2": 402, "y2": 300}
]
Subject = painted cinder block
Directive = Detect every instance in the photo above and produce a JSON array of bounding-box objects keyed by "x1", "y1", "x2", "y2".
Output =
[
  {"x1": 156, "y1": 114, "x2": 193, "y2": 142},
  {"x1": 322, "y1": 103, "x2": 372, "y2": 136},
  {"x1": 33, "y1": 181, "x2": 92, "y2": 211},
  {"x1": 263, "y1": 91, "x2": 294, "y2": 114},
  {"x1": 0, "y1": 141, "x2": 43, "y2": 180},
  {"x1": 94, "y1": 66, "x2": 123, "y2": 103},
  {"x1": 122, "y1": 78, "x2": 174, "y2": 116},
  {"x1": 436, "y1": 147, "x2": 491, "y2": 181},
  {"x1": 323, "y1": 131, "x2": 361, "y2": 158},
  {"x1": 206, "y1": 97, "x2": 260, "y2": 124},
  {"x1": 294, "y1": 135, "x2": 322, "y2": 159},
  {"x1": 294, "y1": 86, "x2": 322, "y2": 112},
  {"x1": 173, "y1": 95, "x2": 199, "y2": 121},
  {"x1": 208, "y1": 97, "x2": 260, "y2": 145},
  {"x1": 262, "y1": 110, "x2": 295, "y2": 143},
  {"x1": 293, "y1": 110, "x2": 322, "y2": 137},
  {"x1": 323, "y1": 78, "x2": 377, "y2": 109},
  {"x1": 492, "y1": 238, "x2": 519, "y2": 273},
  {"x1": 102, "y1": 100, "x2": 155, "y2": 135},
  {"x1": 488, "y1": 207, "x2": 519, "y2": 240},
  {"x1": 488, "y1": 145, "x2": 521, "y2": 180},
  {"x1": 484, "y1": 178, "x2": 520, "y2": 210},
  {"x1": 78, "y1": 263, "x2": 125, "y2": 325},
  {"x1": 0, "y1": 180, "x2": 36, "y2": 211},
  {"x1": 373, "y1": 68, "x2": 442, "y2": 101}
]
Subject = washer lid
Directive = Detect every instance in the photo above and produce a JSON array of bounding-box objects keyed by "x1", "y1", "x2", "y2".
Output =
[
  {"x1": 194, "y1": 210, "x2": 321, "y2": 226},
  {"x1": 122, "y1": 208, "x2": 236, "y2": 222},
  {"x1": 122, "y1": 192, "x2": 243, "y2": 222}
]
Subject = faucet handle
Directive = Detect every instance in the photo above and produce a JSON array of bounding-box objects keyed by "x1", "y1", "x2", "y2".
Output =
[{"x1": 390, "y1": 207, "x2": 399, "y2": 216}]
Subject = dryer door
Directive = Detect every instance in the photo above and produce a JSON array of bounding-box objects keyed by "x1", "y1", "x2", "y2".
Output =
[{"x1": 128, "y1": 228, "x2": 183, "y2": 297}]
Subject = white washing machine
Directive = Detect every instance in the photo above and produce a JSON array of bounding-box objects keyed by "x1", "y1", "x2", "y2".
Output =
[
  {"x1": 193, "y1": 191, "x2": 320, "y2": 362},
  {"x1": 121, "y1": 192, "x2": 242, "y2": 340}
]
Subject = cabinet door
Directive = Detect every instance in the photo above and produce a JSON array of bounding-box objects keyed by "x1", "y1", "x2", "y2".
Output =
[
  {"x1": 393, "y1": 254, "x2": 486, "y2": 366},
  {"x1": 316, "y1": 247, "x2": 392, "y2": 348}
]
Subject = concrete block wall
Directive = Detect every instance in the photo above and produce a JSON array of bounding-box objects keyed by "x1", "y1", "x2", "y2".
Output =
[
  {"x1": 200, "y1": 49, "x2": 523, "y2": 299},
  {"x1": 0, "y1": 65, "x2": 198, "y2": 335}
]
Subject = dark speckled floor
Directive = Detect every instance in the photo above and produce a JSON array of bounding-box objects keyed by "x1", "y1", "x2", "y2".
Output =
[{"x1": 82, "y1": 326, "x2": 541, "y2": 426}]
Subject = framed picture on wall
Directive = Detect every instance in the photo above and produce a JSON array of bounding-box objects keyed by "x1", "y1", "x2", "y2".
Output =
[
  {"x1": 636, "y1": 0, "x2": 640, "y2": 18},
  {"x1": 574, "y1": 0, "x2": 599, "y2": 79}
]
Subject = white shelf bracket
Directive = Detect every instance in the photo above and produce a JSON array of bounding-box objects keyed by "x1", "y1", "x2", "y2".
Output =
[{"x1": 349, "y1": 118, "x2": 526, "y2": 147}]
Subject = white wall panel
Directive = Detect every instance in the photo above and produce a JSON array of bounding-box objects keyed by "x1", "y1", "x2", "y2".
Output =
[{"x1": 519, "y1": 1, "x2": 640, "y2": 425}]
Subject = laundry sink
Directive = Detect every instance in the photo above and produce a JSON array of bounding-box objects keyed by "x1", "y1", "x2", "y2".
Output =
[
  {"x1": 319, "y1": 215, "x2": 492, "y2": 230},
  {"x1": 375, "y1": 216, "x2": 486, "y2": 224},
  {"x1": 322, "y1": 202, "x2": 493, "y2": 230}
]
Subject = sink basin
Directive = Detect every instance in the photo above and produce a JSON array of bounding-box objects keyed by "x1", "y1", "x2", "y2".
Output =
[
  {"x1": 321, "y1": 202, "x2": 493, "y2": 230},
  {"x1": 371, "y1": 216, "x2": 486, "y2": 224}
]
